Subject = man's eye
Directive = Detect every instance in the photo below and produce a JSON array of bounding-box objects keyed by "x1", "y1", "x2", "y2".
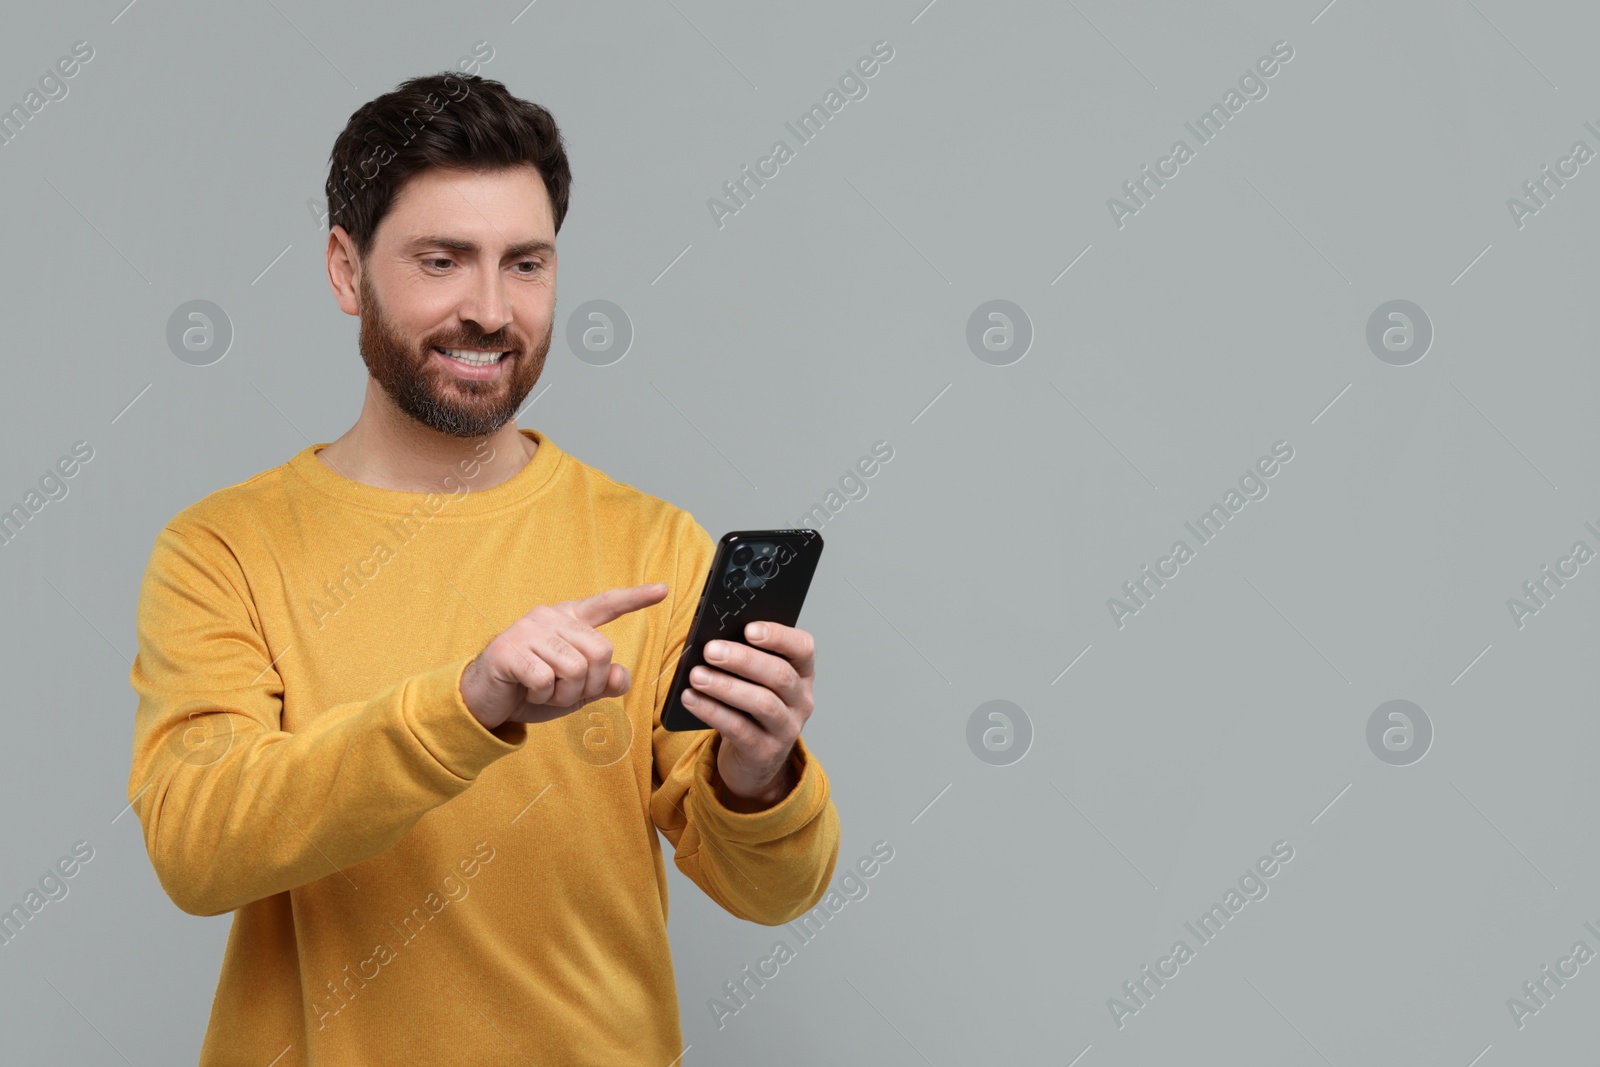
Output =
[
  {"x1": 425, "y1": 258, "x2": 454, "y2": 270},
  {"x1": 515, "y1": 261, "x2": 543, "y2": 275}
]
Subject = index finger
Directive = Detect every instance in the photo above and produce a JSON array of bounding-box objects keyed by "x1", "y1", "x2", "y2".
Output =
[
  {"x1": 569, "y1": 583, "x2": 670, "y2": 628},
  {"x1": 744, "y1": 621, "x2": 816, "y2": 678}
]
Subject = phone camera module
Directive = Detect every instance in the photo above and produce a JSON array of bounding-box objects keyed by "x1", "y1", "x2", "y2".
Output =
[{"x1": 722, "y1": 541, "x2": 778, "y2": 591}]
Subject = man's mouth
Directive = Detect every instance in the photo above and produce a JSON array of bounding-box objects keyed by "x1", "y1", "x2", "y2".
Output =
[{"x1": 433, "y1": 346, "x2": 512, "y2": 368}]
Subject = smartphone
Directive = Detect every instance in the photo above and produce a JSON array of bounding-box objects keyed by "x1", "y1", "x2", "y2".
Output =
[{"x1": 661, "y1": 529, "x2": 824, "y2": 731}]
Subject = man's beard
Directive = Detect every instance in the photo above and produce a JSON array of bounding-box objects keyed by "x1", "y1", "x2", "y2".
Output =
[{"x1": 356, "y1": 270, "x2": 550, "y2": 439}]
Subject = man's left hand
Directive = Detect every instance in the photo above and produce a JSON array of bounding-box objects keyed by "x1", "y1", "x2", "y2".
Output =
[{"x1": 681, "y1": 621, "x2": 814, "y2": 812}]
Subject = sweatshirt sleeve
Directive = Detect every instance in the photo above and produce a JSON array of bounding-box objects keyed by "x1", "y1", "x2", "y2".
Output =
[
  {"x1": 648, "y1": 516, "x2": 841, "y2": 926},
  {"x1": 127, "y1": 523, "x2": 528, "y2": 917}
]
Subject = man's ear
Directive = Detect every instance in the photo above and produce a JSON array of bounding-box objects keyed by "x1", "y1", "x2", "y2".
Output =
[{"x1": 327, "y1": 225, "x2": 362, "y2": 316}]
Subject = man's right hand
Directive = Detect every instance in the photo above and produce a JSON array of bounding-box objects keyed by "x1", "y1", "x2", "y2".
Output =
[{"x1": 458, "y1": 583, "x2": 671, "y2": 731}]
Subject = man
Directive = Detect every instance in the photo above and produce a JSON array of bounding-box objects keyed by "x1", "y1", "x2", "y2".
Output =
[{"x1": 127, "y1": 71, "x2": 839, "y2": 1066}]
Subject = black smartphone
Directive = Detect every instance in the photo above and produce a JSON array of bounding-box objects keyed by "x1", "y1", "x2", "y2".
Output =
[{"x1": 661, "y1": 529, "x2": 824, "y2": 731}]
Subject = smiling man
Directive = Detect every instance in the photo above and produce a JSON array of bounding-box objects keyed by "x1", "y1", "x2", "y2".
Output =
[{"x1": 126, "y1": 71, "x2": 839, "y2": 1066}]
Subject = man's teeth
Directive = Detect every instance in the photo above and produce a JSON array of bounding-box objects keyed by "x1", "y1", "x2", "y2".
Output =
[{"x1": 438, "y1": 347, "x2": 508, "y2": 367}]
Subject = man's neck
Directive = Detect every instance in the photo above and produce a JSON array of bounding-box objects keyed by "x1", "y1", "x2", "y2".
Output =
[{"x1": 315, "y1": 384, "x2": 537, "y2": 494}]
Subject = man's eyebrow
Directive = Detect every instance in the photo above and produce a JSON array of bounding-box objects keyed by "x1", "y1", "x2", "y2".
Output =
[{"x1": 406, "y1": 235, "x2": 555, "y2": 257}]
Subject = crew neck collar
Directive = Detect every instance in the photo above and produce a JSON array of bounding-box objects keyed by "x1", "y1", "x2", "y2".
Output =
[{"x1": 286, "y1": 427, "x2": 563, "y2": 519}]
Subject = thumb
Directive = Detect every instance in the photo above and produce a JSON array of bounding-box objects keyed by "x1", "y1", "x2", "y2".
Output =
[{"x1": 606, "y1": 662, "x2": 631, "y2": 697}]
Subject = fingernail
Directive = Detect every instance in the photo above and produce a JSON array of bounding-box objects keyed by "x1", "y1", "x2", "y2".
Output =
[
  {"x1": 748, "y1": 622, "x2": 767, "y2": 641},
  {"x1": 705, "y1": 641, "x2": 726, "y2": 661}
]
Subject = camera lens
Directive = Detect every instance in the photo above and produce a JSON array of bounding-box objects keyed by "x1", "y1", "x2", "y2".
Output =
[
  {"x1": 731, "y1": 545, "x2": 754, "y2": 566},
  {"x1": 750, "y1": 555, "x2": 775, "y2": 578},
  {"x1": 723, "y1": 567, "x2": 746, "y2": 590}
]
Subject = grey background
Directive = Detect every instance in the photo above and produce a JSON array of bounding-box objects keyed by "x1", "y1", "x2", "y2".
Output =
[{"x1": 2, "y1": 0, "x2": 1596, "y2": 1063}]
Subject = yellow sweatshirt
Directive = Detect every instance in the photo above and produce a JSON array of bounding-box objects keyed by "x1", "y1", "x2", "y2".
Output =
[{"x1": 126, "y1": 427, "x2": 840, "y2": 1066}]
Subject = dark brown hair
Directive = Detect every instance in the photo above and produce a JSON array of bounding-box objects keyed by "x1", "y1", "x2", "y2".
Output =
[{"x1": 324, "y1": 71, "x2": 572, "y2": 261}]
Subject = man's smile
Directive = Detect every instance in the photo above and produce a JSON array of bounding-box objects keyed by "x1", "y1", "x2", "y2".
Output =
[{"x1": 432, "y1": 345, "x2": 514, "y2": 378}]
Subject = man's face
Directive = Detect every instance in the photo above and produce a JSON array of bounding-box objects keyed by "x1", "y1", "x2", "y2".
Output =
[{"x1": 349, "y1": 165, "x2": 556, "y2": 438}]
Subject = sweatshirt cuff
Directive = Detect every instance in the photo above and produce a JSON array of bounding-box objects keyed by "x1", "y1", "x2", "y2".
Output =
[
  {"x1": 402, "y1": 657, "x2": 528, "y2": 781},
  {"x1": 689, "y1": 733, "x2": 828, "y2": 845}
]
